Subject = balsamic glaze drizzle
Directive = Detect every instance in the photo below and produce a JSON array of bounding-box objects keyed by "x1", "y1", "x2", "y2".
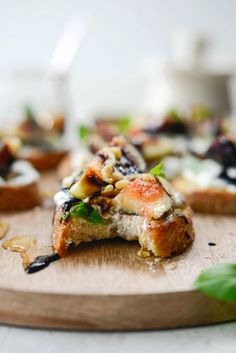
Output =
[
  {"x1": 25, "y1": 252, "x2": 60, "y2": 274},
  {"x1": 208, "y1": 242, "x2": 216, "y2": 247},
  {"x1": 117, "y1": 148, "x2": 142, "y2": 176},
  {"x1": 206, "y1": 137, "x2": 236, "y2": 185},
  {"x1": 144, "y1": 120, "x2": 188, "y2": 136}
]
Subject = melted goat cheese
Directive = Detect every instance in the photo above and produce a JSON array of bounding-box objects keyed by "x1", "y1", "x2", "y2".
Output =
[
  {"x1": 54, "y1": 189, "x2": 72, "y2": 207},
  {"x1": 163, "y1": 155, "x2": 236, "y2": 192},
  {"x1": 0, "y1": 161, "x2": 39, "y2": 186}
]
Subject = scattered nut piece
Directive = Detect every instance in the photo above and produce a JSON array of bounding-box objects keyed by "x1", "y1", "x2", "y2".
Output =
[
  {"x1": 101, "y1": 165, "x2": 113, "y2": 182},
  {"x1": 101, "y1": 185, "x2": 114, "y2": 196},
  {"x1": 141, "y1": 173, "x2": 155, "y2": 182},
  {"x1": 138, "y1": 247, "x2": 151, "y2": 258},
  {"x1": 115, "y1": 179, "x2": 130, "y2": 189},
  {"x1": 108, "y1": 147, "x2": 122, "y2": 159},
  {"x1": 112, "y1": 170, "x2": 123, "y2": 182}
]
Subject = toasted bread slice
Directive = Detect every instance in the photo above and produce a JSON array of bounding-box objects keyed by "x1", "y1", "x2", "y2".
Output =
[
  {"x1": 0, "y1": 141, "x2": 41, "y2": 211},
  {"x1": 53, "y1": 203, "x2": 193, "y2": 257},
  {"x1": 172, "y1": 176, "x2": 236, "y2": 214},
  {"x1": 53, "y1": 137, "x2": 194, "y2": 257},
  {"x1": 168, "y1": 136, "x2": 236, "y2": 214},
  {"x1": 0, "y1": 160, "x2": 41, "y2": 211},
  {"x1": 0, "y1": 181, "x2": 41, "y2": 211},
  {"x1": 21, "y1": 149, "x2": 68, "y2": 171}
]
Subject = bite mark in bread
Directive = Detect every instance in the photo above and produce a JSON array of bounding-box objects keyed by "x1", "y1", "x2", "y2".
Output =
[{"x1": 53, "y1": 137, "x2": 194, "y2": 257}]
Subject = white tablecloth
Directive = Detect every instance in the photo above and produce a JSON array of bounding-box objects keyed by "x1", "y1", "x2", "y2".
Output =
[{"x1": 0, "y1": 322, "x2": 235, "y2": 353}]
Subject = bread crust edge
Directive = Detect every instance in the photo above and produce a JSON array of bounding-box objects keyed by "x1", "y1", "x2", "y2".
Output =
[
  {"x1": 22, "y1": 150, "x2": 68, "y2": 171},
  {"x1": 0, "y1": 182, "x2": 41, "y2": 211},
  {"x1": 53, "y1": 205, "x2": 194, "y2": 258},
  {"x1": 172, "y1": 177, "x2": 236, "y2": 214}
]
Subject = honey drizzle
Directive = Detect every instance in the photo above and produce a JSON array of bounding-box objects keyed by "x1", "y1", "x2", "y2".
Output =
[{"x1": 2, "y1": 236, "x2": 59, "y2": 273}]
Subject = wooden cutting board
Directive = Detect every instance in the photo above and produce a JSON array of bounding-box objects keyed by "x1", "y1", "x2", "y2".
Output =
[{"x1": 0, "y1": 172, "x2": 235, "y2": 331}]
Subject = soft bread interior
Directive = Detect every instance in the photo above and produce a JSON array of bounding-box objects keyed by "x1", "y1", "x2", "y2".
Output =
[{"x1": 53, "y1": 205, "x2": 194, "y2": 257}]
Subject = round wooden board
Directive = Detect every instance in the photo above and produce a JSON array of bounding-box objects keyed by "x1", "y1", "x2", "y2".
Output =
[{"x1": 0, "y1": 173, "x2": 235, "y2": 330}]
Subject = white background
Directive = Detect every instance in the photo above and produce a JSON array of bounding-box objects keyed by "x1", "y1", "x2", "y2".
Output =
[
  {"x1": 0, "y1": 322, "x2": 235, "y2": 353},
  {"x1": 0, "y1": 0, "x2": 236, "y2": 118}
]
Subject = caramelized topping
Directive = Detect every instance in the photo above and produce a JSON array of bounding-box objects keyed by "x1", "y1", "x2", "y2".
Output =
[
  {"x1": 123, "y1": 177, "x2": 164, "y2": 203},
  {"x1": 113, "y1": 174, "x2": 173, "y2": 219},
  {"x1": 69, "y1": 137, "x2": 145, "y2": 200},
  {"x1": 70, "y1": 165, "x2": 104, "y2": 199},
  {"x1": 56, "y1": 137, "x2": 179, "y2": 223}
]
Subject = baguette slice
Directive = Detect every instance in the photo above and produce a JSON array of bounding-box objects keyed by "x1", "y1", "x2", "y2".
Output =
[
  {"x1": 0, "y1": 160, "x2": 41, "y2": 211},
  {"x1": 53, "y1": 137, "x2": 194, "y2": 257},
  {"x1": 20, "y1": 148, "x2": 68, "y2": 172},
  {"x1": 16, "y1": 112, "x2": 68, "y2": 171},
  {"x1": 0, "y1": 181, "x2": 41, "y2": 211},
  {"x1": 172, "y1": 176, "x2": 236, "y2": 214},
  {"x1": 169, "y1": 135, "x2": 236, "y2": 214},
  {"x1": 0, "y1": 141, "x2": 41, "y2": 211},
  {"x1": 53, "y1": 203, "x2": 194, "y2": 257}
]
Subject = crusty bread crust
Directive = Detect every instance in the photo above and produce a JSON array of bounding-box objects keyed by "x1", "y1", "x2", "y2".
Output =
[
  {"x1": 53, "y1": 205, "x2": 194, "y2": 257},
  {"x1": 172, "y1": 176, "x2": 236, "y2": 214},
  {"x1": 145, "y1": 207, "x2": 194, "y2": 257},
  {"x1": 22, "y1": 150, "x2": 68, "y2": 172},
  {"x1": 0, "y1": 182, "x2": 41, "y2": 211}
]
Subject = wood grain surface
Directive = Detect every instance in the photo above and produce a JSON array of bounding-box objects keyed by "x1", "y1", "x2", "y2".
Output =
[{"x1": 0, "y1": 172, "x2": 235, "y2": 330}]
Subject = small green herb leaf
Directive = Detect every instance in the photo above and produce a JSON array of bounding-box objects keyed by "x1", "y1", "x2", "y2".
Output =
[
  {"x1": 69, "y1": 202, "x2": 106, "y2": 225},
  {"x1": 24, "y1": 105, "x2": 35, "y2": 122},
  {"x1": 116, "y1": 116, "x2": 131, "y2": 133},
  {"x1": 78, "y1": 125, "x2": 91, "y2": 140},
  {"x1": 191, "y1": 104, "x2": 211, "y2": 122},
  {"x1": 150, "y1": 162, "x2": 167, "y2": 179},
  {"x1": 193, "y1": 263, "x2": 236, "y2": 302},
  {"x1": 167, "y1": 108, "x2": 182, "y2": 122}
]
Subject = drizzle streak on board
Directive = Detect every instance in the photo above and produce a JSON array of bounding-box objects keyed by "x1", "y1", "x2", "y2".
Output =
[{"x1": 2, "y1": 236, "x2": 59, "y2": 273}]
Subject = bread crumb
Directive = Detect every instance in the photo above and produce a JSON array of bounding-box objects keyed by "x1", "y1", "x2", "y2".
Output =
[
  {"x1": 166, "y1": 262, "x2": 177, "y2": 270},
  {"x1": 138, "y1": 247, "x2": 151, "y2": 258}
]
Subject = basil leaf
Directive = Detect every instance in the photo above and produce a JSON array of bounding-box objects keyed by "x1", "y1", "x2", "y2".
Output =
[
  {"x1": 24, "y1": 105, "x2": 35, "y2": 121},
  {"x1": 78, "y1": 125, "x2": 91, "y2": 140},
  {"x1": 167, "y1": 108, "x2": 182, "y2": 122},
  {"x1": 69, "y1": 202, "x2": 106, "y2": 225},
  {"x1": 193, "y1": 263, "x2": 236, "y2": 302},
  {"x1": 116, "y1": 116, "x2": 131, "y2": 133},
  {"x1": 150, "y1": 162, "x2": 167, "y2": 179},
  {"x1": 191, "y1": 104, "x2": 211, "y2": 121}
]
